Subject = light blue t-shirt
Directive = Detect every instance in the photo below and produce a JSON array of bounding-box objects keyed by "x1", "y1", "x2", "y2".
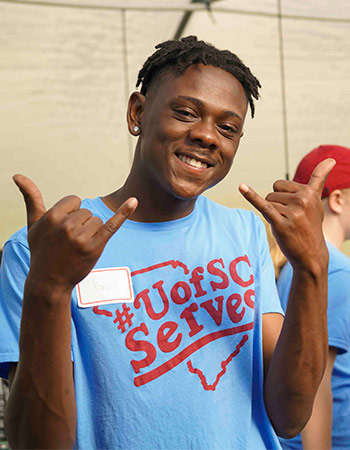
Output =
[
  {"x1": 278, "y1": 242, "x2": 350, "y2": 449},
  {"x1": 0, "y1": 195, "x2": 283, "y2": 449}
]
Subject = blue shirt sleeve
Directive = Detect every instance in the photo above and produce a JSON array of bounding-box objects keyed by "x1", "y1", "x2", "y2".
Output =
[
  {"x1": 255, "y1": 217, "x2": 284, "y2": 316},
  {"x1": 0, "y1": 234, "x2": 30, "y2": 378},
  {"x1": 0, "y1": 230, "x2": 78, "y2": 380},
  {"x1": 327, "y1": 268, "x2": 350, "y2": 354},
  {"x1": 277, "y1": 262, "x2": 292, "y2": 313}
]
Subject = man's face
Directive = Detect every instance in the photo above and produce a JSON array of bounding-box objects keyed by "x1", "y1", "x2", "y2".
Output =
[{"x1": 135, "y1": 63, "x2": 248, "y2": 200}]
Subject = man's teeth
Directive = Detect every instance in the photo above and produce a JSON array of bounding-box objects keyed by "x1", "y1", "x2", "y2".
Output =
[{"x1": 178, "y1": 154, "x2": 208, "y2": 169}]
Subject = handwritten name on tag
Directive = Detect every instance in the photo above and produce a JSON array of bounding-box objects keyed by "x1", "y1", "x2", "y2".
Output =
[{"x1": 76, "y1": 267, "x2": 134, "y2": 308}]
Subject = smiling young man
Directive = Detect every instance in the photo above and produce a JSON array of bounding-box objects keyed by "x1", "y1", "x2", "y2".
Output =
[{"x1": 0, "y1": 36, "x2": 334, "y2": 449}]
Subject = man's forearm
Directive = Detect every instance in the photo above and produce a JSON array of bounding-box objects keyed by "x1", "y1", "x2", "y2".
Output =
[
  {"x1": 5, "y1": 276, "x2": 77, "y2": 449},
  {"x1": 264, "y1": 264, "x2": 328, "y2": 438}
]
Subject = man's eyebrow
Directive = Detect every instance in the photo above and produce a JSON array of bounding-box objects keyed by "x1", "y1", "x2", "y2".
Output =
[{"x1": 175, "y1": 95, "x2": 243, "y2": 121}]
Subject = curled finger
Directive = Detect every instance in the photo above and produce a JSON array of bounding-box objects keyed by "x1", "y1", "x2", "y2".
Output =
[
  {"x1": 272, "y1": 179, "x2": 299, "y2": 193},
  {"x1": 265, "y1": 192, "x2": 294, "y2": 206}
]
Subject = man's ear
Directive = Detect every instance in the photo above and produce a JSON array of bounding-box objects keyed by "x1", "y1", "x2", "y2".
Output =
[
  {"x1": 327, "y1": 189, "x2": 344, "y2": 214},
  {"x1": 127, "y1": 92, "x2": 146, "y2": 136}
]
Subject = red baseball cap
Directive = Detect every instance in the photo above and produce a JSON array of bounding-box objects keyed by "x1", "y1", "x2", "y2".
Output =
[{"x1": 293, "y1": 145, "x2": 350, "y2": 198}]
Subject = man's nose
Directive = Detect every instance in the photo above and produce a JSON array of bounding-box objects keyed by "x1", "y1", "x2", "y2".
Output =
[{"x1": 188, "y1": 119, "x2": 219, "y2": 150}]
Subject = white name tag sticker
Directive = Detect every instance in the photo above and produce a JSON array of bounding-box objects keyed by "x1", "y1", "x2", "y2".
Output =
[{"x1": 76, "y1": 267, "x2": 134, "y2": 308}]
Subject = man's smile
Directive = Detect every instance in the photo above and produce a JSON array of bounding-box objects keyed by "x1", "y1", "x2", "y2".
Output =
[{"x1": 175, "y1": 152, "x2": 213, "y2": 170}]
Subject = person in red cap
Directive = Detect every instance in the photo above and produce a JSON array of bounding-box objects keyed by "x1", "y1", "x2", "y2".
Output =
[{"x1": 278, "y1": 144, "x2": 350, "y2": 449}]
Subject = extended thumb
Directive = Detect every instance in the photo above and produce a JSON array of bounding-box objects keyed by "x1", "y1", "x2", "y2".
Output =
[{"x1": 13, "y1": 174, "x2": 46, "y2": 229}]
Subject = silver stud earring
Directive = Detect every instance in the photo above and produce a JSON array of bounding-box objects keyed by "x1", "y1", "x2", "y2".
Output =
[{"x1": 133, "y1": 125, "x2": 140, "y2": 133}]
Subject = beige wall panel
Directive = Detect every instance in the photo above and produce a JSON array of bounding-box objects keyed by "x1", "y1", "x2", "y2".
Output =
[
  {"x1": 125, "y1": 10, "x2": 184, "y2": 92},
  {"x1": 282, "y1": 0, "x2": 350, "y2": 19},
  {"x1": 342, "y1": 240, "x2": 350, "y2": 256},
  {"x1": 282, "y1": 18, "x2": 350, "y2": 177},
  {"x1": 209, "y1": 0, "x2": 278, "y2": 14},
  {"x1": 0, "y1": 3, "x2": 129, "y2": 246}
]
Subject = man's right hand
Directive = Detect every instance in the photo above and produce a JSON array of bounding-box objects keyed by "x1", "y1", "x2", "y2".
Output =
[{"x1": 13, "y1": 174, "x2": 138, "y2": 292}]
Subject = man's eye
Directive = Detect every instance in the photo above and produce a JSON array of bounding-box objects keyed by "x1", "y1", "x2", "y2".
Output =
[
  {"x1": 219, "y1": 124, "x2": 237, "y2": 134},
  {"x1": 175, "y1": 109, "x2": 195, "y2": 118}
]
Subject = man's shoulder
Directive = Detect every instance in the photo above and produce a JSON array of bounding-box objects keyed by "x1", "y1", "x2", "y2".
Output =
[{"x1": 198, "y1": 197, "x2": 265, "y2": 249}]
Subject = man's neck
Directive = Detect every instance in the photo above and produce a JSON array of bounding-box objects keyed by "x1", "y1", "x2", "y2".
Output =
[
  {"x1": 322, "y1": 216, "x2": 345, "y2": 250},
  {"x1": 102, "y1": 178, "x2": 197, "y2": 223}
]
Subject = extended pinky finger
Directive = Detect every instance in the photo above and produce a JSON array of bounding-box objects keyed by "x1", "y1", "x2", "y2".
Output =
[
  {"x1": 97, "y1": 197, "x2": 138, "y2": 243},
  {"x1": 239, "y1": 184, "x2": 283, "y2": 225}
]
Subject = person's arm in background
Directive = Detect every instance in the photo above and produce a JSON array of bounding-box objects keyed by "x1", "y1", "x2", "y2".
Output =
[
  {"x1": 267, "y1": 236, "x2": 335, "y2": 447},
  {"x1": 4, "y1": 175, "x2": 137, "y2": 449},
  {"x1": 240, "y1": 158, "x2": 335, "y2": 438},
  {"x1": 301, "y1": 347, "x2": 336, "y2": 449},
  {"x1": 299, "y1": 265, "x2": 350, "y2": 449}
]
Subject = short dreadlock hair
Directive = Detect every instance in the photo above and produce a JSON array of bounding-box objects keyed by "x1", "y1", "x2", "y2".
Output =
[{"x1": 136, "y1": 35, "x2": 261, "y2": 118}]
